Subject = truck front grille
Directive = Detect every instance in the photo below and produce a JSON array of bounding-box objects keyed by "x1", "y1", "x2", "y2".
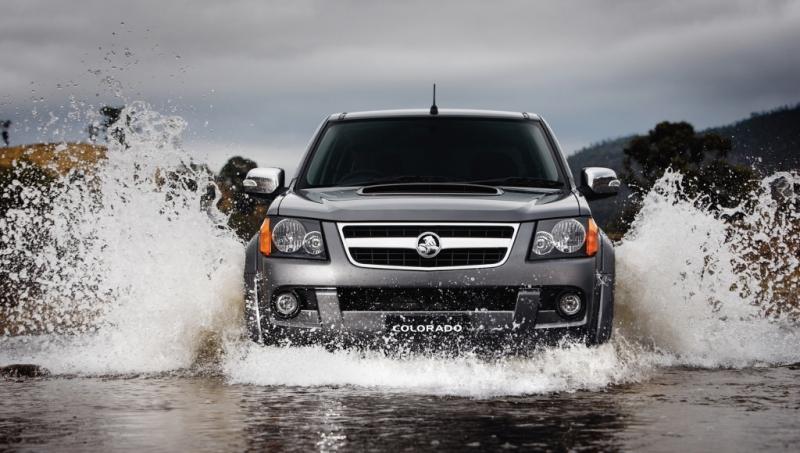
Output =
[
  {"x1": 337, "y1": 222, "x2": 519, "y2": 270},
  {"x1": 338, "y1": 287, "x2": 519, "y2": 311},
  {"x1": 349, "y1": 248, "x2": 506, "y2": 267}
]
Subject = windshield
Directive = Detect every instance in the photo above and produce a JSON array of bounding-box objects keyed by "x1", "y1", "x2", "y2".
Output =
[{"x1": 299, "y1": 118, "x2": 563, "y2": 188}]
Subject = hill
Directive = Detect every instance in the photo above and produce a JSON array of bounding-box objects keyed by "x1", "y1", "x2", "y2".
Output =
[
  {"x1": 0, "y1": 143, "x2": 106, "y2": 176},
  {"x1": 708, "y1": 105, "x2": 800, "y2": 170},
  {"x1": 567, "y1": 103, "x2": 800, "y2": 228}
]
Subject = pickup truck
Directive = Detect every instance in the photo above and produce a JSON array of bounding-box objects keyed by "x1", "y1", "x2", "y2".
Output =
[{"x1": 241, "y1": 108, "x2": 619, "y2": 350}]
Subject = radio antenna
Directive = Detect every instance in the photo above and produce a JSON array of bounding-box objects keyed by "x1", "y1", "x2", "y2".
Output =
[{"x1": 430, "y1": 83, "x2": 438, "y2": 115}]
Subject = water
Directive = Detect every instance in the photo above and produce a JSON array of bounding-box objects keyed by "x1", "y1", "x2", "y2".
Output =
[
  {"x1": 2, "y1": 367, "x2": 799, "y2": 451},
  {"x1": 1, "y1": 104, "x2": 799, "y2": 450}
]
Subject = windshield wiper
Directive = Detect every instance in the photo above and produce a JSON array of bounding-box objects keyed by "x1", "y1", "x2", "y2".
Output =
[{"x1": 465, "y1": 176, "x2": 564, "y2": 189}]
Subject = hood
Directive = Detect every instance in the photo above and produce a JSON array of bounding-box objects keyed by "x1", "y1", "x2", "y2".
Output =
[{"x1": 275, "y1": 187, "x2": 581, "y2": 222}]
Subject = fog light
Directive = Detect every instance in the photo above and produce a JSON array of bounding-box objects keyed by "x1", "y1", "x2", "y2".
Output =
[
  {"x1": 557, "y1": 293, "x2": 582, "y2": 317},
  {"x1": 273, "y1": 291, "x2": 300, "y2": 318}
]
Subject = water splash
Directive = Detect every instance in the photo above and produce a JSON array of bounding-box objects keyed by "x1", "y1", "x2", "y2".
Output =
[
  {"x1": 223, "y1": 338, "x2": 657, "y2": 397},
  {"x1": 1, "y1": 105, "x2": 799, "y2": 394},
  {"x1": 0, "y1": 102, "x2": 243, "y2": 373},
  {"x1": 615, "y1": 170, "x2": 800, "y2": 368}
]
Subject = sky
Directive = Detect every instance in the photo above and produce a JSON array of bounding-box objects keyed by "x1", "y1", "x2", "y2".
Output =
[{"x1": 1, "y1": 0, "x2": 799, "y2": 172}]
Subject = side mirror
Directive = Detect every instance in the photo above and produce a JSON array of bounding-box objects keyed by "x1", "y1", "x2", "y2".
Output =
[
  {"x1": 243, "y1": 167, "x2": 285, "y2": 196},
  {"x1": 580, "y1": 167, "x2": 620, "y2": 200}
]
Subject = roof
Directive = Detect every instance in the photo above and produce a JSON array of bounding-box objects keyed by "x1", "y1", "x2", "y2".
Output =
[{"x1": 327, "y1": 108, "x2": 541, "y2": 121}]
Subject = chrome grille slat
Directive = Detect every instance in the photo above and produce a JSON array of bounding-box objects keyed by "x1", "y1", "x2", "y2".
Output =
[
  {"x1": 337, "y1": 222, "x2": 518, "y2": 271},
  {"x1": 342, "y1": 225, "x2": 514, "y2": 238}
]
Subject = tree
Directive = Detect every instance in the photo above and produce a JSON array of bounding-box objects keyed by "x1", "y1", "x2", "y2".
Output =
[
  {"x1": 622, "y1": 121, "x2": 758, "y2": 209},
  {"x1": 215, "y1": 156, "x2": 268, "y2": 240},
  {"x1": 87, "y1": 106, "x2": 127, "y2": 146},
  {"x1": 0, "y1": 120, "x2": 10, "y2": 146}
]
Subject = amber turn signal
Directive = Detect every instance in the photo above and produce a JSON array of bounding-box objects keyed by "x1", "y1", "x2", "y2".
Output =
[
  {"x1": 586, "y1": 218, "x2": 599, "y2": 257},
  {"x1": 259, "y1": 218, "x2": 272, "y2": 256}
]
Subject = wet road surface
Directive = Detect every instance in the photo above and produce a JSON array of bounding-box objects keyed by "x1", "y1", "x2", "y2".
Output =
[{"x1": 1, "y1": 365, "x2": 799, "y2": 452}]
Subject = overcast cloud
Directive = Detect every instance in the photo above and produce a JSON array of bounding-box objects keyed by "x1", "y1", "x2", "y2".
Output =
[{"x1": 1, "y1": 0, "x2": 799, "y2": 171}]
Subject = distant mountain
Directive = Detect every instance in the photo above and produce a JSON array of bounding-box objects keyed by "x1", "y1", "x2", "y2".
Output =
[
  {"x1": 708, "y1": 105, "x2": 800, "y2": 171},
  {"x1": 567, "y1": 103, "x2": 800, "y2": 228}
]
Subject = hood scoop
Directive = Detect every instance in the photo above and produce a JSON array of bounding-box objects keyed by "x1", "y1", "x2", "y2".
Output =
[{"x1": 358, "y1": 183, "x2": 502, "y2": 196}]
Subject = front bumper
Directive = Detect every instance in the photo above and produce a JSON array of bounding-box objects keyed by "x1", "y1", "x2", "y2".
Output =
[{"x1": 246, "y1": 222, "x2": 614, "y2": 346}]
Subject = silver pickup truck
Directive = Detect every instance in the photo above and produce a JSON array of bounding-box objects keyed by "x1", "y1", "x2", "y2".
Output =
[{"x1": 242, "y1": 108, "x2": 619, "y2": 351}]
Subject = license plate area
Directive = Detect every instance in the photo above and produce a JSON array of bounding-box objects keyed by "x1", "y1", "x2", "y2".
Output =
[{"x1": 385, "y1": 314, "x2": 471, "y2": 334}]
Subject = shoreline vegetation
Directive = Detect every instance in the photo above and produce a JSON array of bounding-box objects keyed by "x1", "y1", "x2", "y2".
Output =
[{"x1": 1, "y1": 143, "x2": 106, "y2": 176}]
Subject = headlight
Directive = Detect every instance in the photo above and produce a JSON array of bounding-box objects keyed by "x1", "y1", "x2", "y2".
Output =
[
  {"x1": 551, "y1": 219, "x2": 586, "y2": 253},
  {"x1": 529, "y1": 218, "x2": 598, "y2": 259},
  {"x1": 259, "y1": 217, "x2": 327, "y2": 260},
  {"x1": 302, "y1": 231, "x2": 325, "y2": 255},
  {"x1": 532, "y1": 231, "x2": 555, "y2": 255},
  {"x1": 272, "y1": 219, "x2": 306, "y2": 253}
]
